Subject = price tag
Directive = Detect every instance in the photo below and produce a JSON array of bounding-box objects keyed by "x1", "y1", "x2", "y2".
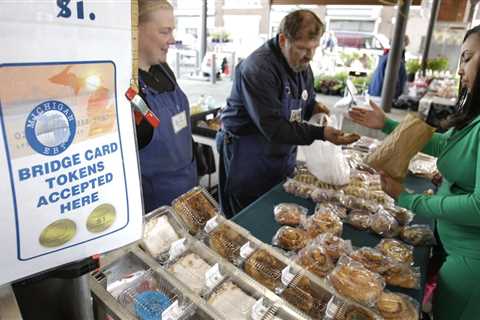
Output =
[
  {"x1": 168, "y1": 238, "x2": 187, "y2": 261},
  {"x1": 162, "y1": 300, "x2": 182, "y2": 320},
  {"x1": 205, "y1": 263, "x2": 224, "y2": 289},
  {"x1": 250, "y1": 298, "x2": 270, "y2": 320},
  {"x1": 204, "y1": 216, "x2": 219, "y2": 234},
  {"x1": 240, "y1": 242, "x2": 255, "y2": 259},
  {"x1": 281, "y1": 265, "x2": 296, "y2": 286}
]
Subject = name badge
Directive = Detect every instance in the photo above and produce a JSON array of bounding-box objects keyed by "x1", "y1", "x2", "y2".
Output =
[
  {"x1": 301, "y1": 89, "x2": 308, "y2": 101},
  {"x1": 290, "y1": 109, "x2": 302, "y2": 123},
  {"x1": 171, "y1": 111, "x2": 187, "y2": 134}
]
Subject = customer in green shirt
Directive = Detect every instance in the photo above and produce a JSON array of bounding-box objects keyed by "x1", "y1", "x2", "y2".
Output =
[{"x1": 349, "y1": 25, "x2": 480, "y2": 320}]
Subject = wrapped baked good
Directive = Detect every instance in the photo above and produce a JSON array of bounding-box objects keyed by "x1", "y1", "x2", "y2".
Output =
[
  {"x1": 377, "y1": 239, "x2": 414, "y2": 265},
  {"x1": 375, "y1": 292, "x2": 419, "y2": 320},
  {"x1": 383, "y1": 264, "x2": 420, "y2": 289},
  {"x1": 349, "y1": 247, "x2": 395, "y2": 274},
  {"x1": 273, "y1": 203, "x2": 308, "y2": 226},
  {"x1": 209, "y1": 223, "x2": 248, "y2": 264},
  {"x1": 384, "y1": 206, "x2": 414, "y2": 226},
  {"x1": 325, "y1": 297, "x2": 377, "y2": 320},
  {"x1": 167, "y1": 252, "x2": 211, "y2": 295},
  {"x1": 345, "y1": 209, "x2": 371, "y2": 230},
  {"x1": 328, "y1": 256, "x2": 385, "y2": 306},
  {"x1": 207, "y1": 281, "x2": 257, "y2": 320},
  {"x1": 283, "y1": 179, "x2": 316, "y2": 199},
  {"x1": 315, "y1": 202, "x2": 348, "y2": 219},
  {"x1": 142, "y1": 212, "x2": 180, "y2": 259},
  {"x1": 244, "y1": 249, "x2": 285, "y2": 291},
  {"x1": 370, "y1": 210, "x2": 401, "y2": 238},
  {"x1": 343, "y1": 185, "x2": 368, "y2": 199},
  {"x1": 306, "y1": 211, "x2": 343, "y2": 238},
  {"x1": 340, "y1": 195, "x2": 377, "y2": 212},
  {"x1": 314, "y1": 232, "x2": 352, "y2": 262},
  {"x1": 272, "y1": 226, "x2": 308, "y2": 252},
  {"x1": 295, "y1": 245, "x2": 335, "y2": 278},
  {"x1": 400, "y1": 224, "x2": 436, "y2": 246},
  {"x1": 366, "y1": 190, "x2": 394, "y2": 206},
  {"x1": 310, "y1": 188, "x2": 344, "y2": 203},
  {"x1": 172, "y1": 187, "x2": 219, "y2": 235}
]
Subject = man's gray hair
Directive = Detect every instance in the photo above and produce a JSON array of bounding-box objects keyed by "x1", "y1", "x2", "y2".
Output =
[{"x1": 278, "y1": 10, "x2": 324, "y2": 41}]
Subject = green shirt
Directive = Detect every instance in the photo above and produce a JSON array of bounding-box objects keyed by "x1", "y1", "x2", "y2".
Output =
[{"x1": 383, "y1": 116, "x2": 480, "y2": 259}]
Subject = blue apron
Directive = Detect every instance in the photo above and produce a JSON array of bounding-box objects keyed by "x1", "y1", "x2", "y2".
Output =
[
  {"x1": 217, "y1": 74, "x2": 307, "y2": 217},
  {"x1": 139, "y1": 66, "x2": 197, "y2": 213}
]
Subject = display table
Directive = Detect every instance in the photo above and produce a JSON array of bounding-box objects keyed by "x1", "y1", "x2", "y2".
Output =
[{"x1": 233, "y1": 176, "x2": 434, "y2": 305}]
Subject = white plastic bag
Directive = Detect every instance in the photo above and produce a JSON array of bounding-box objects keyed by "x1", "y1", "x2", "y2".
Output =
[{"x1": 301, "y1": 114, "x2": 350, "y2": 186}]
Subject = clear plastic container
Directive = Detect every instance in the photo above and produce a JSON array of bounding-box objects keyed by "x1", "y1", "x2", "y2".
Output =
[
  {"x1": 141, "y1": 206, "x2": 187, "y2": 262},
  {"x1": 171, "y1": 186, "x2": 220, "y2": 235}
]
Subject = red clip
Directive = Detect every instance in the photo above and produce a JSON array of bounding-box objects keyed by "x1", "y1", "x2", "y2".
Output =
[
  {"x1": 144, "y1": 111, "x2": 161, "y2": 128},
  {"x1": 125, "y1": 86, "x2": 160, "y2": 128}
]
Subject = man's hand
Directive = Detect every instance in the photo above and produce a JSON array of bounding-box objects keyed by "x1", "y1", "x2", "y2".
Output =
[
  {"x1": 324, "y1": 126, "x2": 360, "y2": 145},
  {"x1": 313, "y1": 101, "x2": 330, "y2": 115},
  {"x1": 379, "y1": 171, "x2": 405, "y2": 200}
]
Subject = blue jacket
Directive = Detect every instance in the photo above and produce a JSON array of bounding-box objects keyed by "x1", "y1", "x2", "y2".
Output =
[{"x1": 368, "y1": 52, "x2": 407, "y2": 99}]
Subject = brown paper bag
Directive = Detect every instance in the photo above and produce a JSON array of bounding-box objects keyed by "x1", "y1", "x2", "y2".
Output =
[{"x1": 365, "y1": 113, "x2": 436, "y2": 181}]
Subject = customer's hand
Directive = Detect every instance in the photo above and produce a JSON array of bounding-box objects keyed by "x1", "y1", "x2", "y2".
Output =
[
  {"x1": 348, "y1": 100, "x2": 386, "y2": 129},
  {"x1": 313, "y1": 101, "x2": 330, "y2": 115},
  {"x1": 324, "y1": 127, "x2": 360, "y2": 145},
  {"x1": 379, "y1": 171, "x2": 405, "y2": 199}
]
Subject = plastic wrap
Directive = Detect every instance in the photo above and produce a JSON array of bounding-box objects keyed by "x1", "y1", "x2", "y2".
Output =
[
  {"x1": 171, "y1": 187, "x2": 220, "y2": 235},
  {"x1": 345, "y1": 209, "x2": 372, "y2": 230},
  {"x1": 384, "y1": 206, "x2": 414, "y2": 226},
  {"x1": 324, "y1": 296, "x2": 379, "y2": 320},
  {"x1": 328, "y1": 256, "x2": 385, "y2": 307},
  {"x1": 375, "y1": 292, "x2": 419, "y2": 320},
  {"x1": 272, "y1": 226, "x2": 309, "y2": 252},
  {"x1": 314, "y1": 233, "x2": 352, "y2": 262},
  {"x1": 283, "y1": 179, "x2": 316, "y2": 199},
  {"x1": 273, "y1": 203, "x2": 308, "y2": 227},
  {"x1": 142, "y1": 206, "x2": 185, "y2": 261},
  {"x1": 205, "y1": 280, "x2": 258, "y2": 320},
  {"x1": 243, "y1": 249, "x2": 287, "y2": 291},
  {"x1": 346, "y1": 136, "x2": 380, "y2": 153},
  {"x1": 383, "y1": 264, "x2": 421, "y2": 289},
  {"x1": 370, "y1": 209, "x2": 401, "y2": 238},
  {"x1": 376, "y1": 239, "x2": 414, "y2": 265},
  {"x1": 310, "y1": 187, "x2": 344, "y2": 203},
  {"x1": 408, "y1": 152, "x2": 438, "y2": 178},
  {"x1": 314, "y1": 202, "x2": 348, "y2": 220},
  {"x1": 295, "y1": 244, "x2": 335, "y2": 278},
  {"x1": 349, "y1": 247, "x2": 395, "y2": 274},
  {"x1": 305, "y1": 211, "x2": 343, "y2": 238},
  {"x1": 400, "y1": 224, "x2": 436, "y2": 246}
]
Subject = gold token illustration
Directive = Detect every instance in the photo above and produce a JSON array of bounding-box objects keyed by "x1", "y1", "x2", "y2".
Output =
[
  {"x1": 39, "y1": 219, "x2": 77, "y2": 248},
  {"x1": 87, "y1": 203, "x2": 116, "y2": 233}
]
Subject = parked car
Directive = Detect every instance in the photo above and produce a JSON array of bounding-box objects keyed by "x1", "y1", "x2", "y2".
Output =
[{"x1": 334, "y1": 31, "x2": 390, "y2": 56}]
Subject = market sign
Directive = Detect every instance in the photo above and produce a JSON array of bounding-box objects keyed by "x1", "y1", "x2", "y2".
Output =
[{"x1": 0, "y1": 1, "x2": 143, "y2": 285}]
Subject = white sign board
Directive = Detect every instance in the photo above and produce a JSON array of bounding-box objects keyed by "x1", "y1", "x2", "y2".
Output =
[{"x1": 0, "y1": 1, "x2": 143, "y2": 285}]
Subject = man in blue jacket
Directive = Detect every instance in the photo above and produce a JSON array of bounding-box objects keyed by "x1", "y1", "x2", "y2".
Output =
[
  {"x1": 368, "y1": 35, "x2": 409, "y2": 99},
  {"x1": 216, "y1": 10, "x2": 359, "y2": 217}
]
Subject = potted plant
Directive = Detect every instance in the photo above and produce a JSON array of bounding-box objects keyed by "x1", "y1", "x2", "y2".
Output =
[{"x1": 406, "y1": 59, "x2": 421, "y2": 82}]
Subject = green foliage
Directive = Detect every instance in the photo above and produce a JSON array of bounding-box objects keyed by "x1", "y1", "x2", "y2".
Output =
[
  {"x1": 314, "y1": 71, "x2": 372, "y2": 95},
  {"x1": 339, "y1": 52, "x2": 375, "y2": 70},
  {"x1": 427, "y1": 57, "x2": 449, "y2": 71},
  {"x1": 406, "y1": 59, "x2": 421, "y2": 75}
]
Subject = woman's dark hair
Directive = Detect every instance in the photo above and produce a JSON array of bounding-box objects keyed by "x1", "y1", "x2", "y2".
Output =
[{"x1": 443, "y1": 25, "x2": 480, "y2": 130}]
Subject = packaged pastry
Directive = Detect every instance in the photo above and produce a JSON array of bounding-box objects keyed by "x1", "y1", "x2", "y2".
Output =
[
  {"x1": 384, "y1": 206, "x2": 414, "y2": 226},
  {"x1": 349, "y1": 247, "x2": 395, "y2": 274},
  {"x1": 324, "y1": 297, "x2": 378, "y2": 320},
  {"x1": 366, "y1": 190, "x2": 394, "y2": 206},
  {"x1": 244, "y1": 249, "x2": 286, "y2": 291},
  {"x1": 209, "y1": 223, "x2": 248, "y2": 264},
  {"x1": 383, "y1": 264, "x2": 420, "y2": 289},
  {"x1": 376, "y1": 239, "x2": 414, "y2": 265},
  {"x1": 305, "y1": 211, "x2": 343, "y2": 238},
  {"x1": 311, "y1": 188, "x2": 344, "y2": 203},
  {"x1": 314, "y1": 233, "x2": 352, "y2": 262},
  {"x1": 370, "y1": 210, "x2": 401, "y2": 238},
  {"x1": 328, "y1": 256, "x2": 385, "y2": 306},
  {"x1": 295, "y1": 244, "x2": 335, "y2": 278},
  {"x1": 343, "y1": 185, "x2": 368, "y2": 199},
  {"x1": 274, "y1": 203, "x2": 308, "y2": 226},
  {"x1": 345, "y1": 209, "x2": 372, "y2": 230},
  {"x1": 172, "y1": 187, "x2": 219, "y2": 235},
  {"x1": 272, "y1": 226, "x2": 308, "y2": 252},
  {"x1": 315, "y1": 202, "x2": 348, "y2": 219},
  {"x1": 167, "y1": 252, "x2": 212, "y2": 295},
  {"x1": 207, "y1": 281, "x2": 257, "y2": 320},
  {"x1": 283, "y1": 179, "x2": 316, "y2": 199},
  {"x1": 375, "y1": 292, "x2": 419, "y2": 320},
  {"x1": 142, "y1": 210, "x2": 181, "y2": 259},
  {"x1": 400, "y1": 224, "x2": 436, "y2": 246}
]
